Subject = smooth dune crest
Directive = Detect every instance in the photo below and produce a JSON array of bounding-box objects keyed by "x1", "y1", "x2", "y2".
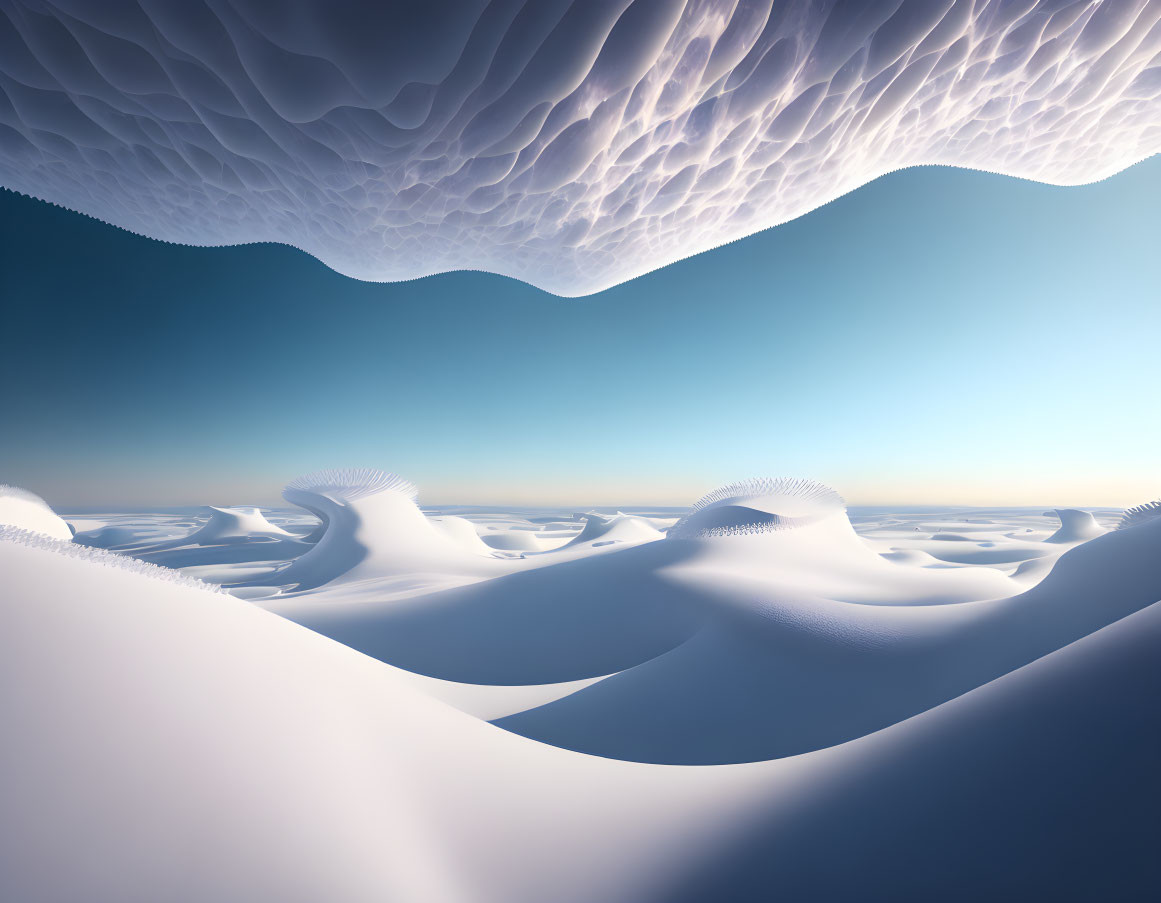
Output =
[
  {"x1": 1, "y1": 0, "x2": 1159, "y2": 295},
  {"x1": 1044, "y1": 506, "x2": 1106, "y2": 543},
  {"x1": 564, "y1": 512, "x2": 665, "y2": 546},
  {"x1": 185, "y1": 506, "x2": 297, "y2": 544}
]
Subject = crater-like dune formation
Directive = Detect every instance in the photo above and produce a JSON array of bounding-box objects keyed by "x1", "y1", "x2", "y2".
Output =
[
  {"x1": 2, "y1": 0, "x2": 1159, "y2": 294},
  {"x1": 480, "y1": 529, "x2": 546, "y2": 552},
  {"x1": 183, "y1": 505, "x2": 297, "y2": 544}
]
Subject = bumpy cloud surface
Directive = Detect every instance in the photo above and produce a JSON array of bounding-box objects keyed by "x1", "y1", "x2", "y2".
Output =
[{"x1": 1, "y1": 1, "x2": 1159, "y2": 294}]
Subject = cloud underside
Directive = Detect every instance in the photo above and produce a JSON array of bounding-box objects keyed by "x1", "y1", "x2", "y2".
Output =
[{"x1": 1, "y1": 0, "x2": 1159, "y2": 295}]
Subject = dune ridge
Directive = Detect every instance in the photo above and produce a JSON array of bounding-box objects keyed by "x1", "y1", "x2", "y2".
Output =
[
  {"x1": 2, "y1": 494, "x2": 1158, "y2": 901},
  {"x1": 271, "y1": 468, "x2": 504, "y2": 592},
  {"x1": 496, "y1": 507, "x2": 1161, "y2": 762},
  {"x1": 184, "y1": 506, "x2": 297, "y2": 544},
  {"x1": 1045, "y1": 506, "x2": 1107, "y2": 543},
  {"x1": 0, "y1": 524, "x2": 224, "y2": 593},
  {"x1": 1119, "y1": 498, "x2": 1161, "y2": 530},
  {"x1": 0, "y1": 484, "x2": 73, "y2": 540}
]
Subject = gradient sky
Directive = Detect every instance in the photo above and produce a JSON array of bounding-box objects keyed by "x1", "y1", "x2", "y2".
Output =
[{"x1": 2, "y1": 157, "x2": 1159, "y2": 508}]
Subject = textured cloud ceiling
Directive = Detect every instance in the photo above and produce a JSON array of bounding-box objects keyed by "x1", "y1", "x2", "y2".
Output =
[{"x1": 1, "y1": 0, "x2": 1159, "y2": 295}]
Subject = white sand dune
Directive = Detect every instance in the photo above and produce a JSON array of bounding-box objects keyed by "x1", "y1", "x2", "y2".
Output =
[
  {"x1": 666, "y1": 595, "x2": 1161, "y2": 902},
  {"x1": 85, "y1": 506, "x2": 315, "y2": 581},
  {"x1": 659, "y1": 479, "x2": 1017, "y2": 606},
  {"x1": 498, "y1": 508, "x2": 1161, "y2": 763},
  {"x1": 250, "y1": 477, "x2": 1159, "y2": 766},
  {"x1": 0, "y1": 484, "x2": 72, "y2": 540},
  {"x1": 72, "y1": 523, "x2": 154, "y2": 548},
  {"x1": 70, "y1": 510, "x2": 210, "y2": 549},
  {"x1": 560, "y1": 512, "x2": 665, "y2": 549},
  {"x1": 268, "y1": 538, "x2": 709, "y2": 685},
  {"x1": 183, "y1": 505, "x2": 298, "y2": 544},
  {"x1": 878, "y1": 548, "x2": 942, "y2": 566},
  {"x1": 429, "y1": 515, "x2": 499, "y2": 554},
  {"x1": 2, "y1": 493, "x2": 1159, "y2": 902},
  {"x1": 269, "y1": 469, "x2": 509, "y2": 592},
  {"x1": 224, "y1": 471, "x2": 672, "y2": 599},
  {"x1": 1045, "y1": 506, "x2": 1108, "y2": 543}
]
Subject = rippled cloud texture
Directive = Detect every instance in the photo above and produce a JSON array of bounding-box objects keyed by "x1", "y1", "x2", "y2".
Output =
[{"x1": 1, "y1": 0, "x2": 1159, "y2": 294}]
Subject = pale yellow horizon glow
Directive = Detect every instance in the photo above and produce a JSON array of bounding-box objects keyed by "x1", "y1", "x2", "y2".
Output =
[{"x1": 28, "y1": 466, "x2": 1159, "y2": 512}]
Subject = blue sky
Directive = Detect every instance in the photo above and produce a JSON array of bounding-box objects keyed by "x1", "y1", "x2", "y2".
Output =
[{"x1": 2, "y1": 157, "x2": 1158, "y2": 507}]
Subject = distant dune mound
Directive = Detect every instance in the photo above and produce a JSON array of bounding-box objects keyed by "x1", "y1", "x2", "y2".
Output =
[
  {"x1": 659, "y1": 476, "x2": 1012, "y2": 605},
  {"x1": 879, "y1": 549, "x2": 941, "y2": 567},
  {"x1": 185, "y1": 506, "x2": 296, "y2": 545},
  {"x1": 562, "y1": 513, "x2": 664, "y2": 548},
  {"x1": 1045, "y1": 508, "x2": 1107, "y2": 543},
  {"x1": 668, "y1": 478, "x2": 845, "y2": 540},
  {"x1": 71, "y1": 525, "x2": 142, "y2": 550},
  {"x1": 273, "y1": 468, "x2": 496, "y2": 590},
  {"x1": 0, "y1": 485, "x2": 72, "y2": 541}
]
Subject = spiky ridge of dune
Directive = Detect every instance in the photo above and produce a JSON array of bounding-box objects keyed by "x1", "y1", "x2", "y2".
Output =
[
  {"x1": 2, "y1": 1, "x2": 1159, "y2": 294},
  {"x1": 0, "y1": 484, "x2": 72, "y2": 540},
  {"x1": 1118, "y1": 498, "x2": 1161, "y2": 529},
  {"x1": 668, "y1": 477, "x2": 845, "y2": 538},
  {"x1": 0, "y1": 524, "x2": 224, "y2": 593},
  {"x1": 2, "y1": 498, "x2": 1159, "y2": 901}
]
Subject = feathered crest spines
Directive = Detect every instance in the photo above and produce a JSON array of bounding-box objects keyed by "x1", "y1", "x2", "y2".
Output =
[
  {"x1": 1118, "y1": 499, "x2": 1161, "y2": 531},
  {"x1": 0, "y1": 484, "x2": 53, "y2": 507},
  {"x1": 0, "y1": 525, "x2": 225, "y2": 593},
  {"x1": 669, "y1": 519, "x2": 812, "y2": 541},
  {"x1": 669, "y1": 477, "x2": 845, "y2": 541},
  {"x1": 284, "y1": 468, "x2": 418, "y2": 502},
  {"x1": 688, "y1": 478, "x2": 845, "y2": 513}
]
